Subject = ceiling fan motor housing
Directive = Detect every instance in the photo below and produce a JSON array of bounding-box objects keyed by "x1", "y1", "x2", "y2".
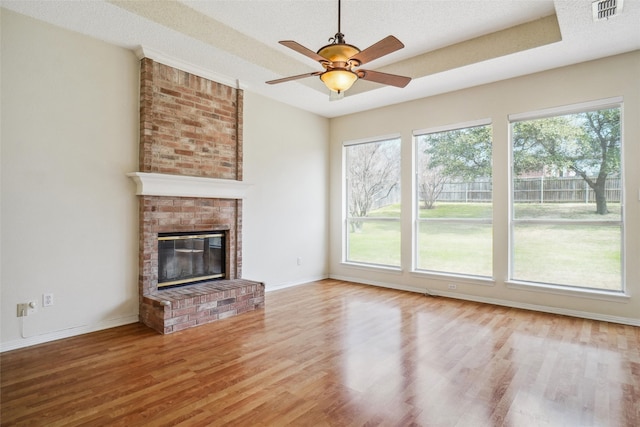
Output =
[{"x1": 318, "y1": 43, "x2": 360, "y2": 64}]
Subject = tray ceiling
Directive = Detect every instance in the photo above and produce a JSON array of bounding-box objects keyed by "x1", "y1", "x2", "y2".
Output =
[{"x1": 2, "y1": 0, "x2": 639, "y2": 118}]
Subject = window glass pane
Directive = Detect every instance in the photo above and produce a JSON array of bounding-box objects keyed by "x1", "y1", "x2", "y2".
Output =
[
  {"x1": 415, "y1": 124, "x2": 492, "y2": 277},
  {"x1": 345, "y1": 138, "x2": 401, "y2": 267},
  {"x1": 513, "y1": 201, "x2": 621, "y2": 220},
  {"x1": 347, "y1": 219, "x2": 401, "y2": 266},
  {"x1": 417, "y1": 222, "x2": 492, "y2": 276},
  {"x1": 511, "y1": 106, "x2": 623, "y2": 291},
  {"x1": 512, "y1": 223, "x2": 621, "y2": 290}
]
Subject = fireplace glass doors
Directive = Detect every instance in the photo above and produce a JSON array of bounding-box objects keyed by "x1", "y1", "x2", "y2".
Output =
[{"x1": 157, "y1": 231, "x2": 225, "y2": 288}]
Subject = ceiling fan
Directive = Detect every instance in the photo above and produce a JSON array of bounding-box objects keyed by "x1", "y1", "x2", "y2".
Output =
[{"x1": 266, "y1": 0, "x2": 411, "y2": 95}]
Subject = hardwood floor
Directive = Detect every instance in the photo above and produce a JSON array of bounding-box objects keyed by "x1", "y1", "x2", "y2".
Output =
[{"x1": 2, "y1": 279, "x2": 639, "y2": 426}]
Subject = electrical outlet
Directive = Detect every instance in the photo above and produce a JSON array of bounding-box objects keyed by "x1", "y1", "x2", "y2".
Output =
[
  {"x1": 17, "y1": 301, "x2": 37, "y2": 317},
  {"x1": 17, "y1": 303, "x2": 28, "y2": 317},
  {"x1": 448, "y1": 284, "x2": 457, "y2": 290},
  {"x1": 297, "y1": 257, "x2": 302, "y2": 266},
  {"x1": 43, "y1": 293, "x2": 54, "y2": 307}
]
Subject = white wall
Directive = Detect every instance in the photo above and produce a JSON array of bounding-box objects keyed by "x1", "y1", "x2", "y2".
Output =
[
  {"x1": 1, "y1": 10, "x2": 140, "y2": 350},
  {"x1": 329, "y1": 51, "x2": 640, "y2": 324},
  {"x1": 243, "y1": 92, "x2": 330, "y2": 289}
]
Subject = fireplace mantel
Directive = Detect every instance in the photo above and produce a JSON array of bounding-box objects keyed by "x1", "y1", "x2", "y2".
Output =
[{"x1": 127, "y1": 172, "x2": 251, "y2": 199}]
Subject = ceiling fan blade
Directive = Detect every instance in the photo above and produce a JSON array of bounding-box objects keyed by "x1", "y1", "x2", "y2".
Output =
[
  {"x1": 266, "y1": 71, "x2": 323, "y2": 85},
  {"x1": 279, "y1": 40, "x2": 327, "y2": 63},
  {"x1": 350, "y1": 35, "x2": 404, "y2": 65},
  {"x1": 357, "y1": 69, "x2": 411, "y2": 88}
]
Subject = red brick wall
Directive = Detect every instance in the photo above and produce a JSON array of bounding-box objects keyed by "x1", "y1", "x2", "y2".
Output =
[
  {"x1": 136, "y1": 59, "x2": 256, "y2": 334},
  {"x1": 137, "y1": 58, "x2": 244, "y2": 298},
  {"x1": 138, "y1": 196, "x2": 242, "y2": 297},
  {"x1": 139, "y1": 58, "x2": 243, "y2": 180},
  {"x1": 140, "y1": 280, "x2": 264, "y2": 334}
]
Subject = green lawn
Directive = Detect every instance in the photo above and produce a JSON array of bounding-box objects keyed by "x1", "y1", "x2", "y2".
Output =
[
  {"x1": 348, "y1": 202, "x2": 622, "y2": 290},
  {"x1": 369, "y1": 202, "x2": 621, "y2": 220},
  {"x1": 419, "y1": 203, "x2": 492, "y2": 219},
  {"x1": 417, "y1": 222, "x2": 492, "y2": 277},
  {"x1": 512, "y1": 223, "x2": 621, "y2": 289},
  {"x1": 347, "y1": 220, "x2": 401, "y2": 266},
  {"x1": 513, "y1": 202, "x2": 621, "y2": 220}
]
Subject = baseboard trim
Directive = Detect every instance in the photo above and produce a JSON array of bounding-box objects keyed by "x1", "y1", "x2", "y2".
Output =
[
  {"x1": 1, "y1": 315, "x2": 139, "y2": 353},
  {"x1": 329, "y1": 274, "x2": 640, "y2": 327},
  {"x1": 264, "y1": 274, "x2": 330, "y2": 292},
  {"x1": 329, "y1": 274, "x2": 427, "y2": 294}
]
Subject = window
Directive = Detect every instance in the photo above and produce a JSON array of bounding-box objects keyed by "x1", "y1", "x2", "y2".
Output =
[
  {"x1": 344, "y1": 137, "x2": 401, "y2": 267},
  {"x1": 510, "y1": 100, "x2": 623, "y2": 291},
  {"x1": 414, "y1": 122, "x2": 493, "y2": 277}
]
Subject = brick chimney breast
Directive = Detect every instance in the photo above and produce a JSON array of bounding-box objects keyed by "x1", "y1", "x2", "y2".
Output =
[{"x1": 134, "y1": 58, "x2": 263, "y2": 334}]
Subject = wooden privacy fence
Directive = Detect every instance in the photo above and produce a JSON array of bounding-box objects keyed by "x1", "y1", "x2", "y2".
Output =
[
  {"x1": 437, "y1": 180, "x2": 492, "y2": 202},
  {"x1": 512, "y1": 176, "x2": 621, "y2": 203},
  {"x1": 435, "y1": 176, "x2": 621, "y2": 203},
  {"x1": 368, "y1": 176, "x2": 621, "y2": 208}
]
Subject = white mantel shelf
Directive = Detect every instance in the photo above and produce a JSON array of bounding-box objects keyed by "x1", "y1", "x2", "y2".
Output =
[{"x1": 127, "y1": 172, "x2": 251, "y2": 199}]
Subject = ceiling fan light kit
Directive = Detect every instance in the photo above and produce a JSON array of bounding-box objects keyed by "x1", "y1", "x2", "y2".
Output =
[
  {"x1": 320, "y1": 69, "x2": 358, "y2": 93},
  {"x1": 266, "y1": 0, "x2": 411, "y2": 95}
]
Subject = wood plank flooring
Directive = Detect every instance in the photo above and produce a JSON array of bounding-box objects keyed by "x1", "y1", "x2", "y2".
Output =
[{"x1": 2, "y1": 279, "x2": 639, "y2": 426}]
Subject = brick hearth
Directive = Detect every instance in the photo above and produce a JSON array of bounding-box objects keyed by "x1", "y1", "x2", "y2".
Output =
[
  {"x1": 133, "y1": 57, "x2": 264, "y2": 334},
  {"x1": 140, "y1": 280, "x2": 264, "y2": 334}
]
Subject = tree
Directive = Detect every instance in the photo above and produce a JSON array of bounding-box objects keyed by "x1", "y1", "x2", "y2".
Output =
[
  {"x1": 423, "y1": 110, "x2": 621, "y2": 215},
  {"x1": 575, "y1": 109, "x2": 621, "y2": 214},
  {"x1": 417, "y1": 157, "x2": 447, "y2": 209},
  {"x1": 346, "y1": 140, "x2": 399, "y2": 231},
  {"x1": 418, "y1": 125, "x2": 492, "y2": 208},
  {"x1": 422, "y1": 126, "x2": 492, "y2": 179},
  {"x1": 513, "y1": 108, "x2": 620, "y2": 214}
]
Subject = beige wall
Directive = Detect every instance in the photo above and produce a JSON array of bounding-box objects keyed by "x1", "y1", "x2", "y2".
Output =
[
  {"x1": 243, "y1": 92, "x2": 330, "y2": 288},
  {"x1": 1, "y1": 9, "x2": 140, "y2": 348},
  {"x1": 1, "y1": 10, "x2": 330, "y2": 350},
  {"x1": 329, "y1": 51, "x2": 640, "y2": 324}
]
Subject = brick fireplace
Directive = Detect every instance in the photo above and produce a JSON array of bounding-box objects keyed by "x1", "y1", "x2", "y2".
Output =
[{"x1": 129, "y1": 57, "x2": 264, "y2": 334}]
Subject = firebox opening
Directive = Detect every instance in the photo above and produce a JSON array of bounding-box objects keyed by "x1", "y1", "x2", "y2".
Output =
[{"x1": 157, "y1": 231, "x2": 226, "y2": 289}]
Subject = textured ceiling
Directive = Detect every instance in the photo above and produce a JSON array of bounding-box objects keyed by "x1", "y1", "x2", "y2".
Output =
[{"x1": 2, "y1": 0, "x2": 639, "y2": 118}]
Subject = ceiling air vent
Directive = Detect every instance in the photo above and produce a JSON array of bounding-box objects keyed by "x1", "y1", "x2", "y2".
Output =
[{"x1": 592, "y1": 0, "x2": 623, "y2": 21}]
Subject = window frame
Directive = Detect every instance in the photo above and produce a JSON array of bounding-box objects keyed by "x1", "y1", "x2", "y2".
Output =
[
  {"x1": 507, "y1": 97, "x2": 626, "y2": 297},
  {"x1": 342, "y1": 134, "x2": 403, "y2": 270},
  {"x1": 412, "y1": 119, "x2": 494, "y2": 279}
]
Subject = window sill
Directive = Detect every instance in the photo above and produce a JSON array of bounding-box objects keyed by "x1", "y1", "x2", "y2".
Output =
[
  {"x1": 410, "y1": 270, "x2": 495, "y2": 286},
  {"x1": 506, "y1": 280, "x2": 630, "y2": 303},
  {"x1": 341, "y1": 262, "x2": 403, "y2": 275}
]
